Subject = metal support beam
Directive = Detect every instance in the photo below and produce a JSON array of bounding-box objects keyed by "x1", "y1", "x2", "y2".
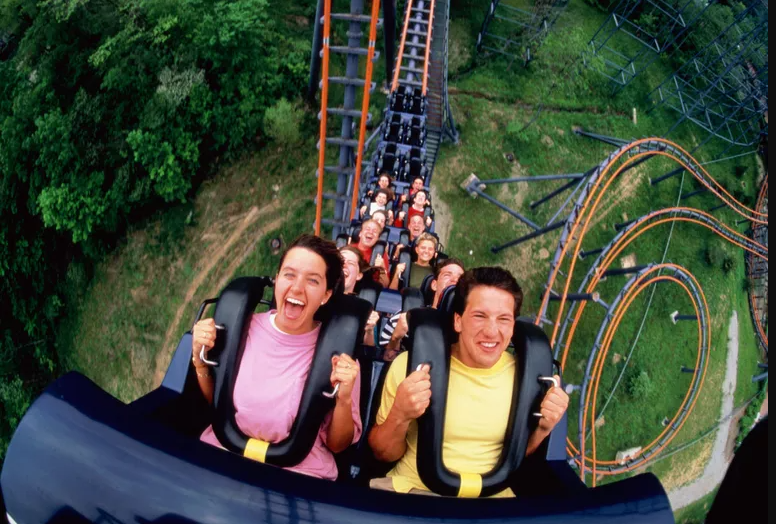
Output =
[
  {"x1": 491, "y1": 220, "x2": 566, "y2": 254},
  {"x1": 531, "y1": 178, "x2": 582, "y2": 209},
  {"x1": 470, "y1": 187, "x2": 541, "y2": 231},
  {"x1": 650, "y1": 167, "x2": 685, "y2": 186},
  {"x1": 550, "y1": 292, "x2": 601, "y2": 303},
  {"x1": 602, "y1": 265, "x2": 650, "y2": 278}
]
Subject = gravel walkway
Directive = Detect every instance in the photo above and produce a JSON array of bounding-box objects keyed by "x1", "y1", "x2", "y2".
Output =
[{"x1": 668, "y1": 311, "x2": 739, "y2": 511}]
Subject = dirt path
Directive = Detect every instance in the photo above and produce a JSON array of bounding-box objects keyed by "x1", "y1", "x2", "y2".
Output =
[
  {"x1": 668, "y1": 311, "x2": 740, "y2": 511},
  {"x1": 152, "y1": 201, "x2": 281, "y2": 385}
]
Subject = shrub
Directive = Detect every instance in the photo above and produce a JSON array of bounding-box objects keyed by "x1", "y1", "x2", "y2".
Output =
[
  {"x1": 704, "y1": 245, "x2": 726, "y2": 268},
  {"x1": 722, "y1": 256, "x2": 736, "y2": 274},
  {"x1": 264, "y1": 98, "x2": 305, "y2": 145},
  {"x1": 627, "y1": 370, "x2": 654, "y2": 399}
]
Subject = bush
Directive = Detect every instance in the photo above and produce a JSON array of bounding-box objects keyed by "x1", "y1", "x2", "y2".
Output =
[
  {"x1": 736, "y1": 382, "x2": 767, "y2": 450},
  {"x1": 722, "y1": 256, "x2": 737, "y2": 274},
  {"x1": 264, "y1": 98, "x2": 305, "y2": 145},
  {"x1": 704, "y1": 245, "x2": 726, "y2": 268},
  {"x1": 627, "y1": 370, "x2": 654, "y2": 399}
]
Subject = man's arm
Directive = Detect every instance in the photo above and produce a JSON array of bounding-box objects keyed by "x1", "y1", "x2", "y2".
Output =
[
  {"x1": 369, "y1": 363, "x2": 432, "y2": 463},
  {"x1": 384, "y1": 313, "x2": 408, "y2": 352},
  {"x1": 525, "y1": 376, "x2": 569, "y2": 456}
]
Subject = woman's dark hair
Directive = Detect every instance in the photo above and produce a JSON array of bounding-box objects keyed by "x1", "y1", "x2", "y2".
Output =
[
  {"x1": 371, "y1": 209, "x2": 389, "y2": 223},
  {"x1": 411, "y1": 190, "x2": 428, "y2": 205},
  {"x1": 378, "y1": 172, "x2": 393, "y2": 183},
  {"x1": 277, "y1": 234, "x2": 344, "y2": 293},
  {"x1": 453, "y1": 267, "x2": 523, "y2": 317},
  {"x1": 373, "y1": 188, "x2": 392, "y2": 202},
  {"x1": 339, "y1": 245, "x2": 370, "y2": 274}
]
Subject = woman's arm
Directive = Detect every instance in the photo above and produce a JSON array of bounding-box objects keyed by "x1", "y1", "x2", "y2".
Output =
[
  {"x1": 326, "y1": 354, "x2": 360, "y2": 453},
  {"x1": 327, "y1": 396, "x2": 356, "y2": 453},
  {"x1": 192, "y1": 319, "x2": 217, "y2": 404}
]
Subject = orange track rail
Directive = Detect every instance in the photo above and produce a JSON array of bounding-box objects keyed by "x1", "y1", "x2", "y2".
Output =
[
  {"x1": 314, "y1": 0, "x2": 333, "y2": 237},
  {"x1": 421, "y1": 0, "x2": 436, "y2": 96},
  {"x1": 349, "y1": 0, "x2": 383, "y2": 221},
  {"x1": 748, "y1": 175, "x2": 769, "y2": 350},
  {"x1": 530, "y1": 138, "x2": 770, "y2": 484},
  {"x1": 536, "y1": 139, "x2": 769, "y2": 348},
  {"x1": 391, "y1": 0, "x2": 414, "y2": 92}
]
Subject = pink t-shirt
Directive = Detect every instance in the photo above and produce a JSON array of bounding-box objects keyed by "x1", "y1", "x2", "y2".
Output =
[{"x1": 200, "y1": 311, "x2": 362, "y2": 480}]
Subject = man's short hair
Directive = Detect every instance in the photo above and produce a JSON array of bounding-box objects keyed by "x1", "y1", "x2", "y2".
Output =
[
  {"x1": 415, "y1": 232, "x2": 438, "y2": 251},
  {"x1": 453, "y1": 267, "x2": 523, "y2": 317},
  {"x1": 433, "y1": 257, "x2": 464, "y2": 280}
]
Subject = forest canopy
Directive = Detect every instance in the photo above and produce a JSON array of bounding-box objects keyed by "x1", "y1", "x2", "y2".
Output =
[{"x1": 0, "y1": 0, "x2": 309, "y2": 456}]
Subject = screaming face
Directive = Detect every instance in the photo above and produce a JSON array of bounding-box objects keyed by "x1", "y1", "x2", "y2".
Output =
[{"x1": 274, "y1": 247, "x2": 333, "y2": 335}]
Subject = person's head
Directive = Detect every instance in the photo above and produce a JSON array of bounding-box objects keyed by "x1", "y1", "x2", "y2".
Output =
[
  {"x1": 339, "y1": 245, "x2": 367, "y2": 294},
  {"x1": 358, "y1": 219, "x2": 382, "y2": 248},
  {"x1": 412, "y1": 190, "x2": 428, "y2": 208},
  {"x1": 378, "y1": 173, "x2": 392, "y2": 189},
  {"x1": 452, "y1": 267, "x2": 523, "y2": 369},
  {"x1": 374, "y1": 189, "x2": 391, "y2": 208},
  {"x1": 411, "y1": 177, "x2": 424, "y2": 192},
  {"x1": 275, "y1": 234, "x2": 344, "y2": 335},
  {"x1": 371, "y1": 209, "x2": 388, "y2": 230},
  {"x1": 414, "y1": 233, "x2": 438, "y2": 266},
  {"x1": 431, "y1": 258, "x2": 465, "y2": 308},
  {"x1": 408, "y1": 214, "x2": 426, "y2": 240}
]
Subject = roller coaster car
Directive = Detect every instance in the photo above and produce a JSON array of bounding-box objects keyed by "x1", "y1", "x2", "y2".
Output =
[
  {"x1": 404, "y1": 125, "x2": 426, "y2": 148},
  {"x1": 0, "y1": 274, "x2": 680, "y2": 523},
  {"x1": 384, "y1": 121, "x2": 405, "y2": 144},
  {"x1": 408, "y1": 88, "x2": 427, "y2": 115},
  {"x1": 376, "y1": 152, "x2": 400, "y2": 178},
  {"x1": 390, "y1": 86, "x2": 410, "y2": 113}
]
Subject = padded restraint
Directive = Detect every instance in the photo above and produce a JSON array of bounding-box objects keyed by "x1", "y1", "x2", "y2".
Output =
[
  {"x1": 405, "y1": 296, "x2": 554, "y2": 498},
  {"x1": 402, "y1": 287, "x2": 425, "y2": 312},
  {"x1": 210, "y1": 277, "x2": 372, "y2": 467},
  {"x1": 420, "y1": 273, "x2": 435, "y2": 306}
]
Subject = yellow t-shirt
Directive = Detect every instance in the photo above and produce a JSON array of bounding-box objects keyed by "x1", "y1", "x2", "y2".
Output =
[{"x1": 376, "y1": 350, "x2": 517, "y2": 498}]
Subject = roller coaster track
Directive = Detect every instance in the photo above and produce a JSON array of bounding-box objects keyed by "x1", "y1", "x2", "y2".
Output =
[
  {"x1": 314, "y1": 0, "x2": 455, "y2": 237},
  {"x1": 747, "y1": 175, "x2": 768, "y2": 354},
  {"x1": 359, "y1": 0, "x2": 454, "y2": 199},
  {"x1": 527, "y1": 137, "x2": 769, "y2": 485},
  {"x1": 314, "y1": 0, "x2": 383, "y2": 237}
]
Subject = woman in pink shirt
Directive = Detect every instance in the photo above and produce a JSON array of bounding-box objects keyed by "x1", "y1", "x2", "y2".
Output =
[{"x1": 191, "y1": 234, "x2": 362, "y2": 480}]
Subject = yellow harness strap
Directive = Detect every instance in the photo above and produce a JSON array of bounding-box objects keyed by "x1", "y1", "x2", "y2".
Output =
[
  {"x1": 457, "y1": 473, "x2": 483, "y2": 498},
  {"x1": 244, "y1": 439, "x2": 270, "y2": 463}
]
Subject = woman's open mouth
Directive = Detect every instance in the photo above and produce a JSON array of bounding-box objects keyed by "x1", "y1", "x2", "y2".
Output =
[{"x1": 284, "y1": 297, "x2": 306, "y2": 321}]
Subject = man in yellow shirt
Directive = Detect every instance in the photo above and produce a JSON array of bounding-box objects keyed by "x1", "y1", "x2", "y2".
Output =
[{"x1": 368, "y1": 267, "x2": 569, "y2": 497}]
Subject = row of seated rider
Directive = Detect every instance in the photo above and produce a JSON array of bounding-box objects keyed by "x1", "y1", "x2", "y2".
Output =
[
  {"x1": 339, "y1": 212, "x2": 440, "y2": 292},
  {"x1": 360, "y1": 186, "x2": 433, "y2": 230},
  {"x1": 364, "y1": 173, "x2": 430, "y2": 216},
  {"x1": 190, "y1": 234, "x2": 569, "y2": 498}
]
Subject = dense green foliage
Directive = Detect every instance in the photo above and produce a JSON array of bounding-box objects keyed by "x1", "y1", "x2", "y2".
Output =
[
  {"x1": 735, "y1": 381, "x2": 766, "y2": 450},
  {"x1": 0, "y1": 0, "x2": 309, "y2": 456}
]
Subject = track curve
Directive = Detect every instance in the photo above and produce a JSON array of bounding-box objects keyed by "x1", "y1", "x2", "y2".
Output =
[{"x1": 531, "y1": 138, "x2": 769, "y2": 486}]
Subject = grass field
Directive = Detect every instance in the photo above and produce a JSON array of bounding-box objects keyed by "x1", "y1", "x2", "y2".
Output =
[{"x1": 55, "y1": 0, "x2": 765, "y2": 517}]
